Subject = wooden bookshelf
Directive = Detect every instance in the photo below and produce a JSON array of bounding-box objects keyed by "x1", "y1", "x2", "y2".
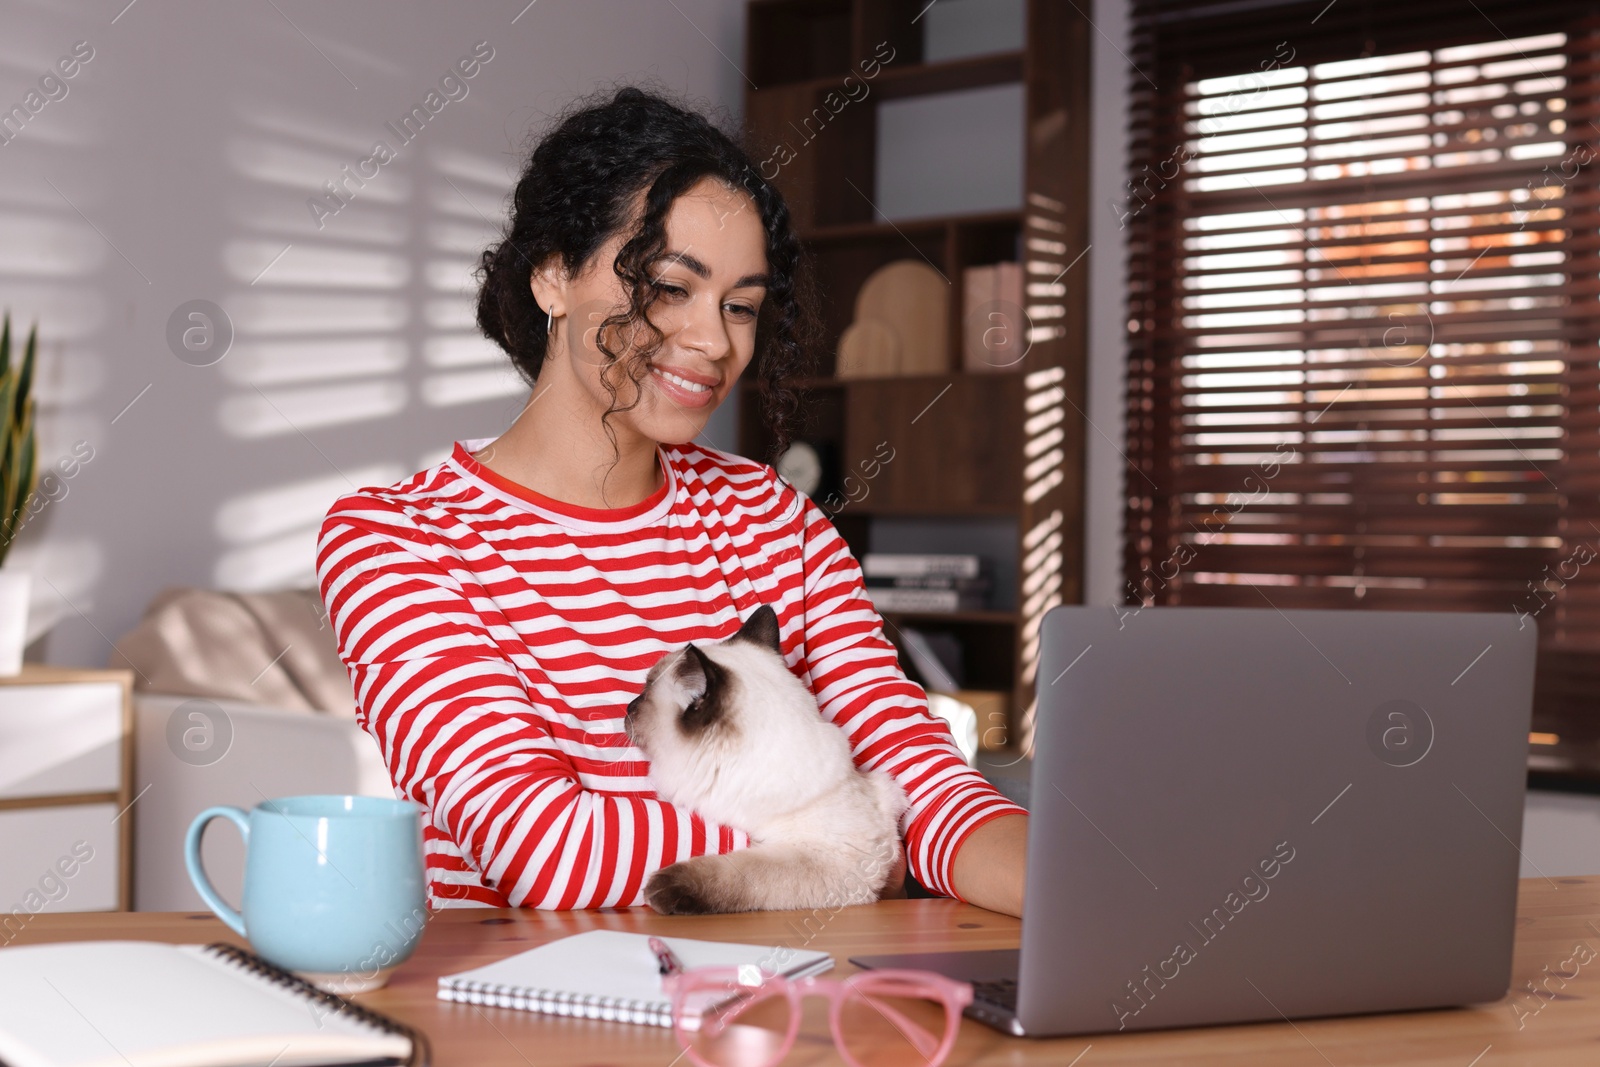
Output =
[
  {"x1": 880, "y1": 609, "x2": 1020, "y2": 626},
  {"x1": 738, "y1": 0, "x2": 1091, "y2": 753}
]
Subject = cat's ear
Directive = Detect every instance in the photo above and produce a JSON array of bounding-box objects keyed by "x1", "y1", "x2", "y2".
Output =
[
  {"x1": 732, "y1": 604, "x2": 781, "y2": 654},
  {"x1": 678, "y1": 644, "x2": 727, "y2": 734}
]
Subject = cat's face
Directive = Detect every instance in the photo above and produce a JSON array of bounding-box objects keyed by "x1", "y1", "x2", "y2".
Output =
[
  {"x1": 625, "y1": 604, "x2": 851, "y2": 825},
  {"x1": 623, "y1": 603, "x2": 784, "y2": 754}
]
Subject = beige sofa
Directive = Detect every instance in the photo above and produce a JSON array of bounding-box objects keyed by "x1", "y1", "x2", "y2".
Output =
[
  {"x1": 112, "y1": 589, "x2": 392, "y2": 911},
  {"x1": 131, "y1": 694, "x2": 390, "y2": 911}
]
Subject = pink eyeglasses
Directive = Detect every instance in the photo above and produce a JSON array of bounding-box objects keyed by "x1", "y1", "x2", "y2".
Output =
[{"x1": 664, "y1": 965, "x2": 973, "y2": 1067}]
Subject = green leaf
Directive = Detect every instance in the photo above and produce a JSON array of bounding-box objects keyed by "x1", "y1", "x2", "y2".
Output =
[
  {"x1": 16, "y1": 322, "x2": 35, "y2": 426},
  {"x1": 0, "y1": 312, "x2": 37, "y2": 567}
]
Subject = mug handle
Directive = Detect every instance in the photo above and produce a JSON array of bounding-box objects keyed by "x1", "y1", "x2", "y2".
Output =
[{"x1": 185, "y1": 806, "x2": 251, "y2": 937}]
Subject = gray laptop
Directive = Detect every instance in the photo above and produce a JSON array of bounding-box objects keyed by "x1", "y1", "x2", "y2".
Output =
[{"x1": 853, "y1": 605, "x2": 1536, "y2": 1036}]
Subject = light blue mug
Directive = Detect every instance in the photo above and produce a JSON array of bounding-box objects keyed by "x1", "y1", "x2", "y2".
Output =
[{"x1": 186, "y1": 794, "x2": 427, "y2": 993}]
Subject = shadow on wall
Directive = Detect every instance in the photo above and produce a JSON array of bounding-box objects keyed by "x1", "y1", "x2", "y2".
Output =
[
  {"x1": 211, "y1": 96, "x2": 524, "y2": 592},
  {"x1": 0, "y1": 29, "x2": 108, "y2": 642},
  {"x1": 1, "y1": 2, "x2": 747, "y2": 651}
]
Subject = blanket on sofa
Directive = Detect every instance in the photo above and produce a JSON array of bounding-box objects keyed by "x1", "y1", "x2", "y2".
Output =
[{"x1": 109, "y1": 587, "x2": 355, "y2": 715}]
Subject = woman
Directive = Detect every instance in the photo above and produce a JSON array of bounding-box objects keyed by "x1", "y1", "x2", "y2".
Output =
[{"x1": 316, "y1": 85, "x2": 1028, "y2": 915}]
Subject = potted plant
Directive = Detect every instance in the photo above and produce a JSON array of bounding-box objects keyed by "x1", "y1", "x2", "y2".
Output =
[{"x1": 0, "y1": 314, "x2": 37, "y2": 674}]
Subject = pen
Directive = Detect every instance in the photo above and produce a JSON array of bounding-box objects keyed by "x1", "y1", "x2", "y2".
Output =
[{"x1": 649, "y1": 936, "x2": 685, "y2": 979}]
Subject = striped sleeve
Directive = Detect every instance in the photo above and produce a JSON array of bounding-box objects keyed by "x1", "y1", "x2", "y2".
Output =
[
  {"x1": 316, "y1": 495, "x2": 748, "y2": 910},
  {"x1": 787, "y1": 484, "x2": 1028, "y2": 900}
]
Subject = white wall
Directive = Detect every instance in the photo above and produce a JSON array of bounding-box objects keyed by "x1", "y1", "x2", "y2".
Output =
[{"x1": 0, "y1": 0, "x2": 747, "y2": 667}]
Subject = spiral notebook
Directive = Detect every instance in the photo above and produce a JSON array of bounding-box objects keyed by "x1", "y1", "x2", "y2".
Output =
[
  {"x1": 0, "y1": 940, "x2": 426, "y2": 1067},
  {"x1": 437, "y1": 929, "x2": 833, "y2": 1028}
]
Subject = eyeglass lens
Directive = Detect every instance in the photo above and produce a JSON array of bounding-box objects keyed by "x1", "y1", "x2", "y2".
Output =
[
  {"x1": 677, "y1": 974, "x2": 954, "y2": 1067},
  {"x1": 838, "y1": 976, "x2": 952, "y2": 1067},
  {"x1": 679, "y1": 979, "x2": 795, "y2": 1067}
]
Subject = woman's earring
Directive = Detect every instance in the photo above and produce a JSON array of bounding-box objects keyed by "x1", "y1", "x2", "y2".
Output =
[{"x1": 546, "y1": 308, "x2": 552, "y2": 332}]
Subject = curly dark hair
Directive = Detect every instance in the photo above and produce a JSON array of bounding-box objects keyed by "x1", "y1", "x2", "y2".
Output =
[{"x1": 475, "y1": 83, "x2": 821, "y2": 471}]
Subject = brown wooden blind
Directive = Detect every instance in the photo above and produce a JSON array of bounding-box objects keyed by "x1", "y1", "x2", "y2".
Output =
[{"x1": 1124, "y1": 0, "x2": 1600, "y2": 772}]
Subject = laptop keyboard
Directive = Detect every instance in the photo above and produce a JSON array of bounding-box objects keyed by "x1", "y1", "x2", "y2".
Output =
[{"x1": 971, "y1": 977, "x2": 1018, "y2": 1012}]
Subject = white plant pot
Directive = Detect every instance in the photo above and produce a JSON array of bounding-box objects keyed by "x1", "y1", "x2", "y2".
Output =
[{"x1": 0, "y1": 569, "x2": 31, "y2": 675}]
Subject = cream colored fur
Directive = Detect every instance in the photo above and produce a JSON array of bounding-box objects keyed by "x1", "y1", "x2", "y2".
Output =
[{"x1": 625, "y1": 607, "x2": 908, "y2": 914}]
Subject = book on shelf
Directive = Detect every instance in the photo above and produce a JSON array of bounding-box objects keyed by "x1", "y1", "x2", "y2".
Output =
[
  {"x1": 962, "y1": 261, "x2": 1025, "y2": 374},
  {"x1": 861, "y1": 553, "x2": 988, "y2": 580},
  {"x1": 865, "y1": 574, "x2": 994, "y2": 594},
  {"x1": 867, "y1": 587, "x2": 990, "y2": 614}
]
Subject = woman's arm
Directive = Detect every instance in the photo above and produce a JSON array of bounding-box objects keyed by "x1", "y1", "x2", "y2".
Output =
[
  {"x1": 785, "y1": 482, "x2": 1029, "y2": 903},
  {"x1": 950, "y1": 812, "x2": 1027, "y2": 916},
  {"x1": 317, "y1": 500, "x2": 748, "y2": 910}
]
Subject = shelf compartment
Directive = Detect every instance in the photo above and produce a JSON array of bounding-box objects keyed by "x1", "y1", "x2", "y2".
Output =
[
  {"x1": 871, "y1": 49, "x2": 1023, "y2": 102},
  {"x1": 744, "y1": 44, "x2": 1023, "y2": 102},
  {"x1": 805, "y1": 240, "x2": 950, "y2": 374},
  {"x1": 798, "y1": 208, "x2": 1021, "y2": 244},
  {"x1": 739, "y1": 370, "x2": 846, "y2": 469},
  {"x1": 879, "y1": 609, "x2": 1019, "y2": 625},
  {"x1": 842, "y1": 373, "x2": 1024, "y2": 514},
  {"x1": 747, "y1": 0, "x2": 856, "y2": 87},
  {"x1": 878, "y1": 614, "x2": 1019, "y2": 692}
]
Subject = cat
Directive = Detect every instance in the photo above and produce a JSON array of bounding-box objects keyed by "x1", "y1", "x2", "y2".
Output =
[{"x1": 624, "y1": 603, "x2": 908, "y2": 914}]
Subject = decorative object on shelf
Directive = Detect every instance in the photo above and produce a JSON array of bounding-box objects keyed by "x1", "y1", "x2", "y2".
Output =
[
  {"x1": 836, "y1": 259, "x2": 949, "y2": 378},
  {"x1": 898, "y1": 622, "x2": 994, "y2": 762},
  {"x1": 898, "y1": 626, "x2": 964, "y2": 691},
  {"x1": 775, "y1": 440, "x2": 823, "y2": 497},
  {"x1": 836, "y1": 318, "x2": 899, "y2": 377},
  {"x1": 963, "y1": 261, "x2": 1027, "y2": 372},
  {"x1": 0, "y1": 314, "x2": 38, "y2": 676},
  {"x1": 953, "y1": 689, "x2": 1011, "y2": 752},
  {"x1": 819, "y1": 439, "x2": 893, "y2": 516},
  {"x1": 926, "y1": 692, "x2": 980, "y2": 764},
  {"x1": 774, "y1": 437, "x2": 841, "y2": 505}
]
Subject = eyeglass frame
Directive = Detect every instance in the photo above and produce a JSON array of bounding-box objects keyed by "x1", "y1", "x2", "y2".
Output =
[{"x1": 663, "y1": 964, "x2": 974, "y2": 1067}]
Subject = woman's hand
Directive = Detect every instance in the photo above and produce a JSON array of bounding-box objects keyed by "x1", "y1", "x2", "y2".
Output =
[
  {"x1": 878, "y1": 846, "x2": 909, "y2": 900},
  {"x1": 950, "y1": 813, "x2": 1028, "y2": 916}
]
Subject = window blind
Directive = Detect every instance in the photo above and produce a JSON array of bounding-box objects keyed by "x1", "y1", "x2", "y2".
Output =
[{"x1": 1123, "y1": 0, "x2": 1600, "y2": 773}]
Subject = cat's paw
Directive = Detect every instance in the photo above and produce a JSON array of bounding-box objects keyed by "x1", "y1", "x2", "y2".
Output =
[{"x1": 645, "y1": 861, "x2": 722, "y2": 915}]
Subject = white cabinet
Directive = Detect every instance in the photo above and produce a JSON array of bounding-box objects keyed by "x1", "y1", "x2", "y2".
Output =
[
  {"x1": 0, "y1": 668, "x2": 132, "y2": 918},
  {"x1": 0, "y1": 804, "x2": 120, "y2": 916}
]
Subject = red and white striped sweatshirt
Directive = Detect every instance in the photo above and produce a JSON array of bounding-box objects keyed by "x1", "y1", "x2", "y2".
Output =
[{"x1": 316, "y1": 438, "x2": 1025, "y2": 910}]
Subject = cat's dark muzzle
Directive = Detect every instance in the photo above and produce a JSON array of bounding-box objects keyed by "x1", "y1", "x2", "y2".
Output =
[{"x1": 623, "y1": 695, "x2": 642, "y2": 744}]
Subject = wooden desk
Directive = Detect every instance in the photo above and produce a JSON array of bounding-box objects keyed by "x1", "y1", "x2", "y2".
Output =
[{"x1": 14, "y1": 876, "x2": 1600, "y2": 1065}]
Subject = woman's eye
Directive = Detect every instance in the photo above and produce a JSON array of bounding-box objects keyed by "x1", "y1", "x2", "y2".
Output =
[
  {"x1": 726, "y1": 304, "x2": 757, "y2": 319},
  {"x1": 653, "y1": 281, "x2": 687, "y2": 298}
]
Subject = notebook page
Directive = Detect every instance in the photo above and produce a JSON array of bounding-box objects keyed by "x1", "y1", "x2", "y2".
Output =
[
  {"x1": 438, "y1": 929, "x2": 832, "y2": 1006},
  {"x1": 0, "y1": 941, "x2": 409, "y2": 1067}
]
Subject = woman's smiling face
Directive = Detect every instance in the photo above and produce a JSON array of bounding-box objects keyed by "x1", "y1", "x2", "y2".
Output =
[{"x1": 540, "y1": 175, "x2": 770, "y2": 446}]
